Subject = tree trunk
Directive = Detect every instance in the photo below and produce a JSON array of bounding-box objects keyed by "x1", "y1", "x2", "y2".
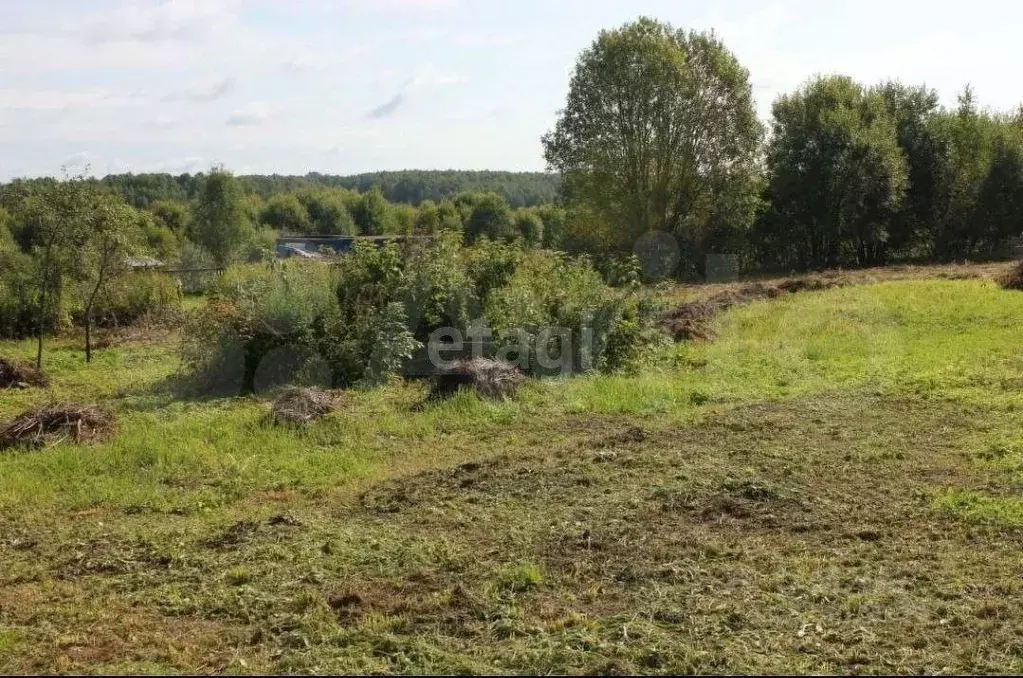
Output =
[
  {"x1": 85, "y1": 310, "x2": 92, "y2": 363},
  {"x1": 36, "y1": 282, "x2": 47, "y2": 369}
]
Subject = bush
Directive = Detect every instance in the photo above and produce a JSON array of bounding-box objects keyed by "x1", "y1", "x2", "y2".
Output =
[
  {"x1": 183, "y1": 238, "x2": 656, "y2": 392},
  {"x1": 90, "y1": 271, "x2": 182, "y2": 328},
  {"x1": 182, "y1": 260, "x2": 338, "y2": 394},
  {"x1": 241, "y1": 226, "x2": 279, "y2": 263},
  {"x1": 1001, "y1": 260, "x2": 1023, "y2": 291},
  {"x1": 484, "y1": 251, "x2": 654, "y2": 374}
]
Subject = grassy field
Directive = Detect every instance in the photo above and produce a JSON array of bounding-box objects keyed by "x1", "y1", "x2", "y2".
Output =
[{"x1": 1, "y1": 271, "x2": 1023, "y2": 673}]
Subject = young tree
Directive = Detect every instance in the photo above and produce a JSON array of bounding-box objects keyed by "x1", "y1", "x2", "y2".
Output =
[
  {"x1": 24, "y1": 172, "x2": 94, "y2": 367},
  {"x1": 190, "y1": 168, "x2": 251, "y2": 265},
  {"x1": 542, "y1": 17, "x2": 763, "y2": 263},
  {"x1": 79, "y1": 198, "x2": 142, "y2": 362}
]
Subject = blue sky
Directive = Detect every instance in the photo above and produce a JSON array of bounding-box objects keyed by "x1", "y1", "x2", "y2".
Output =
[{"x1": 2, "y1": 0, "x2": 1022, "y2": 180}]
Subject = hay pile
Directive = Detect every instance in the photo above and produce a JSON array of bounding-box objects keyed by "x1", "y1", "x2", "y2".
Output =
[
  {"x1": 658, "y1": 277, "x2": 845, "y2": 342},
  {"x1": 270, "y1": 387, "x2": 336, "y2": 425},
  {"x1": 1000, "y1": 261, "x2": 1023, "y2": 291},
  {"x1": 0, "y1": 403, "x2": 114, "y2": 450},
  {"x1": 0, "y1": 358, "x2": 49, "y2": 389},
  {"x1": 431, "y1": 358, "x2": 525, "y2": 400}
]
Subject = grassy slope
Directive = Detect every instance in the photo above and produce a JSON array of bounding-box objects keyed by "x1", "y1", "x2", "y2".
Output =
[{"x1": 1, "y1": 278, "x2": 1022, "y2": 673}]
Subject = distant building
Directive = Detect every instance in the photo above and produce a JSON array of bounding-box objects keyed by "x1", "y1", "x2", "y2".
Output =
[{"x1": 275, "y1": 235, "x2": 430, "y2": 259}]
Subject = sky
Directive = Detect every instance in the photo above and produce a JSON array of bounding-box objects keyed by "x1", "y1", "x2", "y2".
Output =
[{"x1": 2, "y1": 0, "x2": 1022, "y2": 181}]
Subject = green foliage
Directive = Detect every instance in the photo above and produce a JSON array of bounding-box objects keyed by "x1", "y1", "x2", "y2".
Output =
[
  {"x1": 174, "y1": 242, "x2": 218, "y2": 295},
  {"x1": 465, "y1": 192, "x2": 516, "y2": 244},
  {"x1": 190, "y1": 168, "x2": 252, "y2": 266},
  {"x1": 515, "y1": 210, "x2": 544, "y2": 247},
  {"x1": 534, "y1": 204, "x2": 567, "y2": 249},
  {"x1": 260, "y1": 193, "x2": 310, "y2": 233},
  {"x1": 90, "y1": 271, "x2": 182, "y2": 328},
  {"x1": 295, "y1": 188, "x2": 357, "y2": 235},
  {"x1": 78, "y1": 196, "x2": 146, "y2": 360},
  {"x1": 148, "y1": 199, "x2": 190, "y2": 235},
  {"x1": 484, "y1": 251, "x2": 654, "y2": 374},
  {"x1": 0, "y1": 207, "x2": 14, "y2": 252},
  {"x1": 182, "y1": 261, "x2": 338, "y2": 394},
  {"x1": 544, "y1": 17, "x2": 763, "y2": 266},
  {"x1": 241, "y1": 226, "x2": 280, "y2": 263},
  {"x1": 760, "y1": 76, "x2": 908, "y2": 269},
  {"x1": 0, "y1": 249, "x2": 44, "y2": 338},
  {"x1": 363, "y1": 302, "x2": 421, "y2": 386},
  {"x1": 974, "y1": 134, "x2": 1023, "y2": 255},
  {"x1": 351, "y1": 187, "x2": 395, "y2": 235}
]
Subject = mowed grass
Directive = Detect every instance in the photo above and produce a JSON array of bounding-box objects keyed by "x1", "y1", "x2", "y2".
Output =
[{"x1": 1, "y1": 276, "x2": 1022, "y2": 673}]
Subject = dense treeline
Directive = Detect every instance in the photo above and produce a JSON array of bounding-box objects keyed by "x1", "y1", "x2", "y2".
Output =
[
  {"x1": 33, "y1": 170, "x2": 562, "y2": 210},
  {"x1": 545, "y1": 17, "x2": 1023, "y2": 274}
]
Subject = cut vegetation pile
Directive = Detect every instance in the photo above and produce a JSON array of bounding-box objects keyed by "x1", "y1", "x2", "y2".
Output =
[
  {"x1": 0, "y1": 357, "x2": 49, "y2": 389},
  {"x1": 270, "y1": 387, "x2": 336, "y2": 425},
  {"x1": 659, "y1": 276, "x2": 845, "y2": 341},
  {"x1": 1000, "y1": 261, "x2": 1023, "y2": 290},
  {"x1": 0, "y1": 403, "x2": 114, "y2": 450},
  {"x1": 431, "y1": 358, "x2": 525, "y2": 400}
]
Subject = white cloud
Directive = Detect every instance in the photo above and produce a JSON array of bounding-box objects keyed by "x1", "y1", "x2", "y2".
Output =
[{"x1": 76, "y1": 0, "x2": 241, "y2": 44}]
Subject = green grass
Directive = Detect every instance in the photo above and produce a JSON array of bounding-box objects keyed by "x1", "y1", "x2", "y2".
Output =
[{"x1": 1, "y1": 277, "x2": 1023, "y2": 673}]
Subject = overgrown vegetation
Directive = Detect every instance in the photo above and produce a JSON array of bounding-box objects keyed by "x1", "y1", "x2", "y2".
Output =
[{"x1": 183, "y1": 234, "x2": 655, "y2": 394}]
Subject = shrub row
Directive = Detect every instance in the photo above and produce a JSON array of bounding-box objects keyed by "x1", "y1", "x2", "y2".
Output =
[{"x1": 182, "y1": 234, "x2": 656, "y2": 394}]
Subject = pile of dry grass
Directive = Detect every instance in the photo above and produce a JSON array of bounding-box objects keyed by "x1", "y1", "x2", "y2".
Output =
[
  {"x1": 0, "y1": 403, "x2": 114, "y2": 450},
  {"x1": 999, "y1": 261, "x2": 1023, "y2": 291},
  {"x1": 431, "y1": 358, "x2": 525, "y2": 400},
  {"x1": 0, "y1": 358, "x2": 49, "y2": 389},
  {"x1": 658, "y1": 277, "x2": 845, "y2": 342},
  {"x1": 270, "y1": 387, "x2": 336, "y2": 425}
]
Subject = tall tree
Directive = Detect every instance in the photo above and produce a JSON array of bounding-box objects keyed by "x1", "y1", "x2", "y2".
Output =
[
  {"x1": 973, "y1": 133, "x2": 1023, "y2": 255},
  {"x1": 926, "y1": 88, "x2": 1001, "y2": 259},
  {"x1": 542, "y1": 17, "x2": 763, "y2": 268},
  {"x1": 761, "y1": 76, "x2": 907, "y2": 269},
  {"x1": 190, "y1": 168, "x2": 251, "y2": 265},
  {"x1": 874, "y1": 82, "x2": 941, "y2": 255}
]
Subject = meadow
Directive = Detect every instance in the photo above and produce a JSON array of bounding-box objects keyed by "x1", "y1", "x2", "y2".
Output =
[{"x1": 1, "y1": 264, "x2": 1022, "y2": 674}]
